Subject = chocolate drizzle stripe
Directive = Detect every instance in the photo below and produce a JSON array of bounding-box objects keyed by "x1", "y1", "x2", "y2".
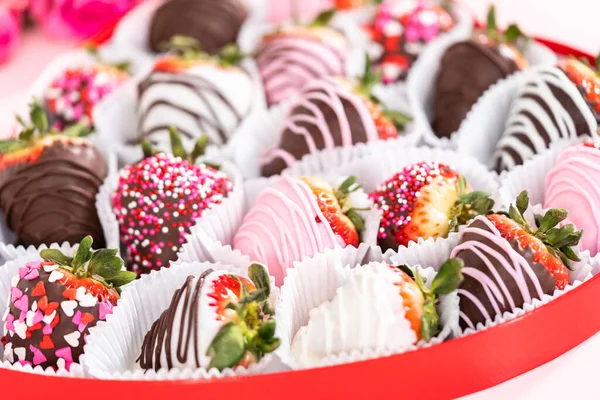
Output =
[
  {"x1": 138, "y1": 269, "x2": 213, "y2": 371},
  {"x1": 138, "y1": 70, "x2": 249, "y2": 145}
]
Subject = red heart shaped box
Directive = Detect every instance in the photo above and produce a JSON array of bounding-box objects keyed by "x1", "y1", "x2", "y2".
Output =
[{"x1": 0, "y1": 36, "x2": 596, "y2": 400}]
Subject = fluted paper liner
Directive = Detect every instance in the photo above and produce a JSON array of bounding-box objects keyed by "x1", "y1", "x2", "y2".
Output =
[
  {"x1": 0, "y1": 243, "x2": 88, "y2": 377},
  {"x1": 177, "y1": 174, "x2": 381, "y2": 283},
  {"x1": 94, "y1": 160, "x2": 244, "y2": 264},
  {"x1": 276, "y1": 244, "x2": 459, "y2": 369},
  {"x1": 407, "y1": 20, "x2": 558, "y2": 149},
  {"x1": 82, "y1": 260, "x2": 279, "y2": 380}
]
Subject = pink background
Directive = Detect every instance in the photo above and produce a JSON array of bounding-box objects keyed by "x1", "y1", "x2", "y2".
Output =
[{"x1": 0, "y1": 1, "x2": 599, "y2": 398}]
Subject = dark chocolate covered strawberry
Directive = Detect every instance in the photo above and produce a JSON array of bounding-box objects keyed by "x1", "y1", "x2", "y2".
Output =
[
  {"x1": 493, "y1": 56, "x2": 600, "y2": 172},
  {"x1": 0, "y1": 101, "x2": 107, "y2": 247},
  {"x1": 113, "y1": 127, "x2": 232, "y2": 275},
  {"x1": 369, "y1": 161, "x2": 494, "y2": 251},
  {"x1": 1, "y1": 236, "x2": 134, "y2": 370},
  {"x1": 138, "y1": 263, "x2": 279, "y2": 371},
  {"x1": 433, "y1": 6, "x2": 528, "y2": 138},
  {"x1": 451, "y1": 191, "x2": 582, "y2": 330},
  {"x1": 260, "y1": 56, "x2": 412, "y2": 177}
]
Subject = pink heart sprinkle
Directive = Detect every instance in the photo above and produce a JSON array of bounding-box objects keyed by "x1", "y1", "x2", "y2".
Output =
[
  {"x1": 14, "y1": 295, "x2": 28, "y2": 313},
  {"x1": 72, "y1": 310, "x2": 82, "y2": 325},
  {"x1": 18, "y1": 360, "x2": 32, "y2": 367},
  {"x1": 42, "y1": 324, "x2": 53, "y2": 335},
  {"x1": 18, "y1": 267, "x2": 28, "y2": 279},
  {"x1": 30, "y1": 345, "x2": 47, "y2": 366},
  {"x1": 32, "y1": 310, "x2": 43, "y2": 325},
  {"x1": 10, "y1": 287, "x2": 23, "y2": 302},
  {"x1": 78, "y1": 323, "x2": 87, "y2": 332},
  {"x1": 25, "y1": 261, "x2": 42, "y2": 269},
  {"x1": 23, "y1": 268, "x2": 40, "y2": 281},
  {"x1": 98, "y1": 302, "x2": 113, "y2": 321},
  {"x1": 5, "y1": 313, "x2": 14, "y2": 332},
  {"x1": 55, "y1": 347, "x2": 73, "y2": 364}
]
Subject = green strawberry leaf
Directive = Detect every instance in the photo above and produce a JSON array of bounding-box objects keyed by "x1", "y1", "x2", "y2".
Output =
[
  {"x1": 595, "y1": 53, "x2": 600, "y2": 75},
  {"x1": 40, "y1": 249, "x2": 73, "y2": 266},
  {"x1": 346, "y1": 209, "x2": 365, "y2": 232},
  {"x1": 88, "y1": 248, "x2": 122, "y2": 278},
  {"x1": 248, "y1": 263, "x2": 271, "y2": 301},
  {"x1": 30, "y1": 101, "x2": 48, "y2": 133},
  {"x1": 257, "y1": 318, "x2": 276, "y2": 339},
  {"x1": 486, "y1": 5, "x2": 497, "y2": 39},
  {"x1": 337, "y1": 176, "x2": 358, "y2": 196},
  {"x1": 310, "y1": 9, "x2": 336, "y2": 27},
  {"x1": 106, "y1": 270, "x2": 136, "y2": 288},
  {"x1": 457, "y1": 175, "x2": 467, "y2": 196},
  {"x1": 536, "y1": 208, "x2": 568, "y2": 233},
  {"x1": 168, "y1": 126, "x2": 188, "y2": 160},
  {"x1": 395, "y1": 264, "x2": 415, "y2": 280},
  {"x1": 190, "y1": 135, "x2": 209, "y2": 164},
  {"x1": 73, "y1": 235, "x2": 94, "y2": 271},
  {"x1": 431, "y1": 258, "x2": 464, "y2": 295},
  {"x1": 207, "y1": 322, "x2": 246, "y2": 371},
  {"x1": 504, "y1": 24, "x2": 524, "y2": 44},
  {"x1": 420, "y1": 298, "x2": 440, "y2": 341},
  {"x1": 516, "y1": 191, "x2": 529, "y2": 216},
  {"x1": 508, "y1": 204, "x2": 527, "y2": 227}
]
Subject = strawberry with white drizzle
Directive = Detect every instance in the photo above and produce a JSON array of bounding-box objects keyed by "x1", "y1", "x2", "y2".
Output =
[{"x1": 1, "y1": 236, "x2": 134, "y2": 371}]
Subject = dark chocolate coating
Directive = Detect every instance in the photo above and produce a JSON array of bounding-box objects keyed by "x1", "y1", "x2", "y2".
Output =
[
  {"x1": 493, "y1": 67, "x2": 600, "y2": 172},
  {"x1": 260, "y1": 86, "x2": 371, "y2": 177},
  {"x1": 433, "y1": 40, "x2": 519, "y2": 138},
  {"x1": 0, "y1": 140, "x2": 107, "y2": 247},
  {"x1": 454, "y1": 218, "x2": 556, "y2": 329},
  {"x1": 6, "y1": 267, "x2": 101, "y2": 369},
  {"x1": 149, "y1": 0, "x2": 247, "y2": 54}
]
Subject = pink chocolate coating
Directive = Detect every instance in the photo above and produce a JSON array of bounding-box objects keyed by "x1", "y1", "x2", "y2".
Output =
[
  {"x1": 544, "y1": 142, "x2": 600, "y2": 254},
  {"x1": 232, "y1": 176, "x2": 345, "y2": 285}
]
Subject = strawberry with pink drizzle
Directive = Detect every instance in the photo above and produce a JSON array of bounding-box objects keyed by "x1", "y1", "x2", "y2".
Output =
[
  {"x1": 451, "y1": 192, "x2": 582, "y2": 330},
  {"x1": 43, "y1": 61, "x2": 129, "y2": 131},
  {"x1": 545, "y1": 142, "x2": 600, "y2": 255},
  {"x1": 1, "y1": 236, "x2": 134, "y2": 371},
  {"x1": 112, "y1": 129, "x2": 232, "y2": 275}
]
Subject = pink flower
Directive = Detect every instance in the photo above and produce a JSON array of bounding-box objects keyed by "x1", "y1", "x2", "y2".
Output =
[
  {"x1": 0, "y1": 8, "x2": 21, "y2": 65},
  {"x1": 31, "y1": 0, "x2": 137, "y2": 40}
]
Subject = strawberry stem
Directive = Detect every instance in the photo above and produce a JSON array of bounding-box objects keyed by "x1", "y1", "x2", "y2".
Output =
[
  {"x1": 448, "y1": 176, "x2": 494, "y2": 231},
  {"x1": 141, "y1": 126, "x2": 210, "y2": 165}
]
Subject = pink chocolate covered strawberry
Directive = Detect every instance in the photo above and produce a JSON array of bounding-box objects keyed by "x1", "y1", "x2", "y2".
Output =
[
  {"x1": 1, "y1": 236, "x2": 134, "y2": 370},
  {"x1": 369, "y1": 161, "x2": 494, "y2": 251}
]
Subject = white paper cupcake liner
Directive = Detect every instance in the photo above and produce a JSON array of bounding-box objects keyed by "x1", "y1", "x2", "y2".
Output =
[
  {"x1": 276, "y1": 244, "x2": 458, "y2": 369},
  {"x1": 176, "y1": 174, "x2": 381, "y2": 283},
  {"x1": 95, "y1": 159, "x2": 244, "y2": 265},
  {"x1": 82, "y1": 259, "x2": 279, "y2": 380},
  {"x1": 0, "y1": 243, "x2": 88, "y2": 377},
  {"x1": 408, "y1": 23, "x2": 558, "y2": 149}
]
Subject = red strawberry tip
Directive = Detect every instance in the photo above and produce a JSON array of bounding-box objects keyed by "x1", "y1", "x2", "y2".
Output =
[{"x1": 206, "y1": 263, "x2": 279, "y2": 371}]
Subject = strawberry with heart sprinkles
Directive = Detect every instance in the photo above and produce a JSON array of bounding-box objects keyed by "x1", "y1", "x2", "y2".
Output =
[{"x1": 1, "y1": 236, "x2": 134, "y2": 371}]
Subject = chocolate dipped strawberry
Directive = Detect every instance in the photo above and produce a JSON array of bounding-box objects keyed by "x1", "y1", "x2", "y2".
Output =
[
  {"x1": 291, "y1": 259, "x2": 463, "y2": 364},
  {"x1": 1, "y1": 236, "x2": 134, "y2": 370},
  {"x1": 137, "y1": 37, "x2": 255, "y2": 151},
  {"x1": 493, "y1": 56, "x2": 600, "y2": 172},
  {"x1": 0, "y1": 101, "x2": 107, "y2": 247},
  {"x1": 451, "y1": 191, "x2": 583, "y2": 330},
  {"x1": 433, "y1": 6, "x2": 528, "y2": 138},
  {"x1": 260, "y1": 56, "x2": 412, "y2": 177},
  {"x1": 365, "y1": 0, "x2": 455, "y2": 83},
  {"x1": 43, "y1": 52, "x2": 129, "y2": 131},
  {"x1": 257, "y1": 9, "x2": 347, "y2": 106},
  {"x1": 138, "y1": 263, "x2": 279, "y2": 371},
  {"x1": 113, "y1": 128, "x2": 233, "y2": 275},
  {"x1": 369, "y1": 161, "x2": 494, "y2": 251},
  {"x1": 233, "y1": 175, "x2": 368, "y2": 285}
]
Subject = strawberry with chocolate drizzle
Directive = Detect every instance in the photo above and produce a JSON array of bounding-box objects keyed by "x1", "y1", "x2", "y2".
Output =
[
  {"x1": 451, "y1": 191, "x2": 583, "y2": 330},
  {"x1": 369, "y1": 161, "x2": 494, "y2": 251},
  {"x1": 233, "y1": 176, "x2": 368, "y2": 285},
  {"x1": 43, "y1": 48, "x2": 129, "y2": 131},
  {"x1": 260, "y1": 55, "x2": 412, "y2": 177},
  {"x1": 138, "y1": 263, "x2": 279, "y2": 371},
  {"x1": 556, "y1": 55, "x2": 600, "y2": 123},
  {"x1": 113, "y1": 127, "x2": 233, "y2": 275},
  {"x1": 1, "y1": 236, "x2": 134, "y2": 371},
  {"x1": 0, "y1": 101, "x2": 107, "y2": 247},
  {"x1": 137, "y1": 36, "x2": 255, "y2": 150},
  {"x1": 433, "y1": 6, "x2": 528, "y2": 138}
]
